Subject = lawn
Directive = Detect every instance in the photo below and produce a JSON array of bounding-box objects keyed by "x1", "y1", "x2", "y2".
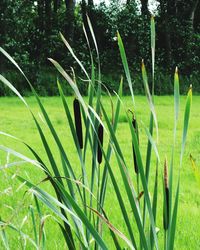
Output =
[{"x1": 0, "y1": 95, "x2": 200, "y2": 249}]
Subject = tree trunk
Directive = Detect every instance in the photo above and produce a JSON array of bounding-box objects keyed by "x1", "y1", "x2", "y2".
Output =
[
  {"x1": 140, "y1": 0, "x2": 149, "y2": 16},
  {"x1": 194, "y1": 0, "x2": 200, "y2": 31},
  {"x1": 64, "y1": 0, "x2": 76, "y2": 42},
  {"x1": 158, "y1": 0, "x2": 173, "y2": 69},
  {"x1": 37, "y1": 0, "x2": 45, "y2": 33},
  {"x1": 45, "y1": 0, "x2": 52, "y2": 36}
]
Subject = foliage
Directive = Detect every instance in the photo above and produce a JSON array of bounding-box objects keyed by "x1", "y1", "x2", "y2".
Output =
[
  {"x1": 0, "y1": 0, "x2": 199, "y2": 95},
  {"x1": 0, "y1": 17, "x2": 193, "y2": 249}
]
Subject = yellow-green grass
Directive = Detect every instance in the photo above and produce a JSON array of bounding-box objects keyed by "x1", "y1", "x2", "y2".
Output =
[{"x1": 0, "y1": 95, "x2": 200, "y2": 249}]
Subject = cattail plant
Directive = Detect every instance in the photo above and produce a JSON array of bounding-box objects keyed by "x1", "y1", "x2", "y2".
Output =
[{"x1": 73, "y1": 97, "x2": 83, "y2": 149}]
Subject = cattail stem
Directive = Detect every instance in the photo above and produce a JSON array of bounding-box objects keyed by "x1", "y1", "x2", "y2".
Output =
[
  {"x1": 97, "y1": 123, "x2": 103, "y2": 164},
  {"x1": 164, "y1": 230, "x2": 167, "y2": 250},
  {"x1": 132, "y1": 116, "x2": 139, "y2": 175},
  {"x1": 137, "y1": 174, "x2": 140, "y2": 197},
  {"x1": 73, "y1": 98, "x2": 83, "y2": 149},
  {"x1": 163, "y1": 158, "x2": 169, "y2": 231}
]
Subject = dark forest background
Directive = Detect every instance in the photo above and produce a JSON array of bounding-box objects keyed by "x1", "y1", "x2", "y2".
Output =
[{"x1": 0, "y1": 0, "x2": 200, "y2": 95}]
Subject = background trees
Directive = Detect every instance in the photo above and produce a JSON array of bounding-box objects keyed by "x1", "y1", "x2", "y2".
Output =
[{"x1": 0, "y1": 0, "x2": 199, "y2": 95}]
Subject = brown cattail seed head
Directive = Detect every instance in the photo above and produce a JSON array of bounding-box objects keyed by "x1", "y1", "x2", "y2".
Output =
[
  {"x1": 97, "y1": 123, "x2": 104, "y2": 164},
  {"x1": 73, "y1": 98, "x2": 83, "y2": 149}
]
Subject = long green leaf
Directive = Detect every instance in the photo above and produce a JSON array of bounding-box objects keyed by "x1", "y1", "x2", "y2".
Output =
[
  {"x1": 60, "y1": 32, "x2": 90, "y2": 80},
  {"x1": 168, "y1": 86, "x2": 192, "y2": 249},
  {"x1": 117, "y1": 32, "x2": 135, "y2": 105},
  {"x1": 150, "y1": 161, "x2": 158, "y2": 249},
  {"x1": 86, "y1": 15, "x2": 101, "y2": 80},
  {"x1": 151, "y1": 16, "x2": 155, "y2": 94},
  {"x1": 180, "y1": 86, "x2": 192, "y2": 165},
  {"x1": 168, "y1": 68, "x2": 180, "y2": 229},
  {"x1": 141, "y1": 62, "x2": 158, "y2": 142}
]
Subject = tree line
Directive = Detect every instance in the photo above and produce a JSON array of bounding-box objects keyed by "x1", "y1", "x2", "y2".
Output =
[{"x1": 0, "y1": 0, "x2": 200, "y2": 95}]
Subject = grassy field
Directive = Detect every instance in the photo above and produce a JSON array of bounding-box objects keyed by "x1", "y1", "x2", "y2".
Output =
[{"x1": 0, "y1": 95, "x2": 200, "y2": 249}]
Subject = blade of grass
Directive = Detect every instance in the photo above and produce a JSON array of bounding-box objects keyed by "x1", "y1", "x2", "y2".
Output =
[
  {"x1": 88, "y1": 207, "x2": 135, "y2": 250},
  {"x1": 168, "y1": 67, "x2": 180, "y2": 230},
  {"x1": 34, "y1": 196, "x2": 46, "y2": 249},
  {"x1": 86, "y1": 15, "x2": 101, "y2": 80},
  {"x1": 168, "y1": 86, "x2": 192, "y2": 249},
  {"x1": 151, "y1": 16, "x2": 155, "y2": 95},
  {"x1": 141, "y1": 61, "x2": 158, "y2": 143},
  {"x1": 150, "y1": 160, "x2": 158, "y2": 249},
  {"x1": 82, "y1": 23, "x2": 96, "y2": 164},
  {"x1": 0, "y1": 217, "x2": 10, "y2": 250},
  {"x1": 29, "y1": 206, "x2": 38, "y2": 247},
  {"x1": 117, "y1": 32, "x2": 135, "y2": 105},
  {"x1": 180, "y1": 85, "x2": 192, "y2": 166},
  {"x1": 143, "y1": 113, "x2": 153, "y2": 226},
  {"x1": 143, "y1": 20, "x2": 156, "y2": 221},
  {"x1": 190, "y1": 154, "x2": 200, "y2": 187},
  {"x1": 167, "y1": 180, "x2": 179, "y2": 250},
  {"x1": 59, "y1": 32, "x2": 90, "y2": 80}
]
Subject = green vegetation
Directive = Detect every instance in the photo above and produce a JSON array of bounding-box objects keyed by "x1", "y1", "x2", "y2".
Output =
[
  {"x1": 0, "y1": 14, "x2": 198, "y2": 250},
  {"x1": 1, "y1": 0, "x2": 200, "y2": 95},
  {"x1": 0, "y1": 95, "x2": 199, "y2": 249}
]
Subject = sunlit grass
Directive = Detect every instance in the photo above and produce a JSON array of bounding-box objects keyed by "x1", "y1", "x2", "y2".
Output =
[{"x1": 0, "y1": 95, "x2": 199, "y2": 249}]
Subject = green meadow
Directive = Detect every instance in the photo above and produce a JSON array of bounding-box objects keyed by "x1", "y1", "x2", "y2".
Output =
[{"x1": 0, "y1": 95, "x2": 200, "y2": 249}]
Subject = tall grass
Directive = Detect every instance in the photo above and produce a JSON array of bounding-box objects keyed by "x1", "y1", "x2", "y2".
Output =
[{"x1": 0, "y1": 17, "x2": 192, "y2": 249}]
